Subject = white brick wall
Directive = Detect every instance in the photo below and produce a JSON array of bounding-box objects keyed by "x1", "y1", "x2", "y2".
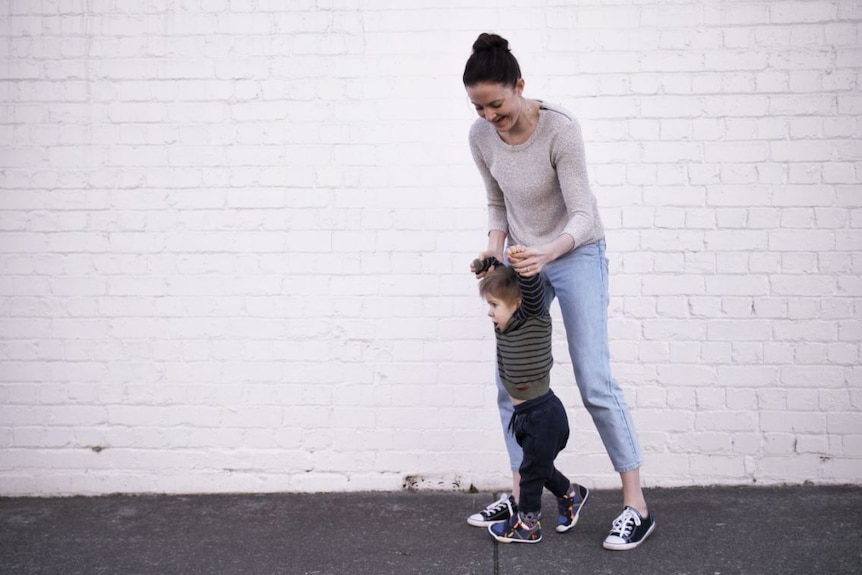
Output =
[{"x1": 1, "y1": 0, "x2": 860, "y2": 495}]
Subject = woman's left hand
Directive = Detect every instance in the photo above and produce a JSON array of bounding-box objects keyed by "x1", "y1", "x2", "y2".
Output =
[{"x1": 506, "y1": 244, "x2": 551, "y2": 278}]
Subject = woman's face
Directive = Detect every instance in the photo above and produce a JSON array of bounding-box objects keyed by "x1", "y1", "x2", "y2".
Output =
[{"x1": 466, "y1": 79, "x2": 526, "y2": 136}]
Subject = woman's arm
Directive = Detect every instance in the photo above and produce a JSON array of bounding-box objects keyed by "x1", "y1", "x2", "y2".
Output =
[
  {"x1": 485, "y1": 229, "x2": 506, "y2": 260},
  {"x1": 469, "y1": 125, "x2": 508, "y2": 273},
  {"x1": 553, "y1": 118, "x2": 598, "y2": 248},
  {"x1": 509, "y1": 119, "x2": 593, "y2": 276}
]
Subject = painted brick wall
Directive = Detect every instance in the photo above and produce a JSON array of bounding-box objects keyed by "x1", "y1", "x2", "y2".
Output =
[{"x1": 1, "y1": 0, "x2": 859, "y2": 495}]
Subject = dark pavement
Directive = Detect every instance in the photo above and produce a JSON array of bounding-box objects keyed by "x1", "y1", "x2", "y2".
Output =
[{"x1": 1, "y1": 485, "x2": 860, "y2": 574}]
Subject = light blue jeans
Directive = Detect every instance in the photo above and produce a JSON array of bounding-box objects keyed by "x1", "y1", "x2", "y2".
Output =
[{"x1": 496, "y1": 239, "x2": 642, "y2": 473}]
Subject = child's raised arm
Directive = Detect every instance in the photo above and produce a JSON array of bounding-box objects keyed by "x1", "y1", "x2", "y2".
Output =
[{"x1": 507, "y1": 245, "x2": 546, "y2": 317}]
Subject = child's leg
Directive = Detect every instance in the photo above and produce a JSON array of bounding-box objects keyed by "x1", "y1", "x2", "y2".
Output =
[
  {"x1": 545, "y1": 392, "x2": 574, "y2": 497},
  {"x1": 515, "y1": 437, "x2": 547, "y2": 527},
  {"x1": 514, "y1": 395, "x2": 570, "y2": 526},
  {"x1": 545, "y1": 465, "x2": 572, "y2": 499}
]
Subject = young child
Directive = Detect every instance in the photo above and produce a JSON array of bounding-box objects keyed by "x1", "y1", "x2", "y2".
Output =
[{"x1": 473, "y1": 245, "x2": 589, "y2": 544}]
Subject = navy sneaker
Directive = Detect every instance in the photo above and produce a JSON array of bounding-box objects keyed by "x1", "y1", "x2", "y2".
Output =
[
  {"x1": 467, "y1": 493, "x2": 517, "y2": 527},
  {"x1": 556, "y1": 484, "x2": 590, "y2": 533},
  {"x1": 603, "y1": 506, "x2": 656, "y2": 550},
  {"x1": 488, "y1": 515, "x2": 542, "y2": 544}
]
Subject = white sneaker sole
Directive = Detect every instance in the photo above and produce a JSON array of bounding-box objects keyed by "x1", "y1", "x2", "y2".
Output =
[{"x1": 488, "y1": 525, "x2": 543, "y2": 544}]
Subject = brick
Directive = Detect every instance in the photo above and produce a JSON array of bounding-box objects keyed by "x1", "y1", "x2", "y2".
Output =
[
  {"x1": 762, "y1": 433, "x2": 795, "y2": 455},
  {"x1": 761, "y1": 410, "x2": 826, "y2": 433},
  {"x1": 703, "y1": 50, "x2": 769, "y2": 72},
  {"x1": 782, "y1": 366, "x2": 848, "y2": 388},
  {"x1": 707, "y1": 319, "x2": 772, "y2": 341},
  {"x1": 705, "y1": 4, "x2": 769, "y2": 26},
  {"x1": 782, "y1": 253, "x2": 819, "y2": 274},
  {"x1": 771, "y1": 275, "x2": 838, "y2": 296},
  {"x1": 769, "y1": 2, "x2": 838, "y2": 23},
  {"x1": 704, "y1": 275, "x2": 770, "y2": 296},
  {"x1": 822, "y1": 163, "x2": 857, "y2": 184},
  {"x1": 795, "y1": 435, "x2": 831, "y2": 455},
  {"x1": 696, "y1": 410, "x2": 759, "y2": 433},
  {"x1": 643, "y1": 318, "x2": 707, "y2": 341}
]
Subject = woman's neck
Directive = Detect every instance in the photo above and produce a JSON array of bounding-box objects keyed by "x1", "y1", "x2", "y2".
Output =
[{"x1": 500, "y1": 99, "x2": 539, "y2": 145}]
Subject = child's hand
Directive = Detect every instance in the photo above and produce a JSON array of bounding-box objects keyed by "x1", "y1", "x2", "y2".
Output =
[{"x1": 506, "y1": 245, "x2": 527, "y2": 262}]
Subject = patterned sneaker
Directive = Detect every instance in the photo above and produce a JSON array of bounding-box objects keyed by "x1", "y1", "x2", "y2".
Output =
[
  {"x1": 602, "y1": 506, "x2": 656, "y2": 550},
  {"x1": 556, "y1": 484, "x2": 590, "y2": 533},
  {"x1": 488, "y1": 515, "x2": 542, "y2": 544},
  {"x1": 467, "y1": 493, "x2": 517, "y2": 527}
]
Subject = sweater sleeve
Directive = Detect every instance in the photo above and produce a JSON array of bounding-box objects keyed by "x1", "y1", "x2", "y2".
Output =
[
  {"x1": 551, "y1": 118, "x2": 599, "y2": 249},
  {"x1": 515, "y1": 271, "x2": 546, "y2": 318},
  {"x1": 469, "y1": 122, "x2": 509, "y2": 236}
]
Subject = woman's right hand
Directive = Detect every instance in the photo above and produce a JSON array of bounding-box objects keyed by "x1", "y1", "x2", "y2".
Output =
[{"x1": 470, "y1": 249, "x2": 503, "y2": 277}]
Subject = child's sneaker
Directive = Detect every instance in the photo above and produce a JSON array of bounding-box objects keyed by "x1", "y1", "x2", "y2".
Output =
[
  {"x1": 467, "y1": 493, "x2": 517, "y2": 527},
  {"x1": 556, "y1": 483, "x2": 590, "y2": 533},
  {"x1": 488, "y1": 515, "x2": 542, "y2": 544},
  {"x1": 602, "y1": 506, "x2": 656, "y2": 550}
]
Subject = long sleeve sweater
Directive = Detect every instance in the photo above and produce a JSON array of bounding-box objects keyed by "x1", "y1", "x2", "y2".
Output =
[
  {"x1": 468, "y1": 101, "x2": 605, "y2": 251},
  {"x1": 495, "y1": 270, "x2": 553, "y2": 402}
]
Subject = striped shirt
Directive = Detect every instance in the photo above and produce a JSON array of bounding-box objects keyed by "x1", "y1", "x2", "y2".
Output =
[{"x1": 495, "y1": 270, "x2": 553, "y2": 402}]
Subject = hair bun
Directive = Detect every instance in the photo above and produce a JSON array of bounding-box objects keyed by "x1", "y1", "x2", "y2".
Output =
[
  {"x1": 472, "y1": 32, "x2": 509, "y2": 53},
  {"x1": 463, "y1": 32, "x2": 521, "y2": 87}
]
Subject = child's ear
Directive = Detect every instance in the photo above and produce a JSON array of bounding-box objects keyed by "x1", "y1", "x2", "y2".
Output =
[{"x1": 515, "y1": 297, "x2": 523, "y2": 308}]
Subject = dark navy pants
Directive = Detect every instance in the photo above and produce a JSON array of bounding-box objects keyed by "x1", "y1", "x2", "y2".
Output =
[{"x1": 509, "y1": 389, "x2": 572, "y2": 516}]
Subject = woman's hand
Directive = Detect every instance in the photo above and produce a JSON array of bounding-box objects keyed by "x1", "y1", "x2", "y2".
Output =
[
  {"x1": 508, "y1": 235, "x2": 575, "y2": 277},
  {"x1": 506, "y1": 244, "x2": 551, "y2": 278},
  {"x1": 471, "y1": 230, "x2": 507, "y2": 278},
  {"x1": 470, "y1": 249, "x2": 503, "y2": 277}
]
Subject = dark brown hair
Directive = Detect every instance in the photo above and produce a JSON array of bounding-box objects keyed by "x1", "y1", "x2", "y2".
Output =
[
  {"x1": 462, "y1": 32, "x2": 522, "y2": 88},
  {"x1": 478, "y1": 265, "x2": 520, "y2": 303}
]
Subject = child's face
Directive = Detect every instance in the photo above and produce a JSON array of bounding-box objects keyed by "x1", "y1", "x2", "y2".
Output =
[{"x1": 485, "y1": 295, "x2": 520, "y2": 331}]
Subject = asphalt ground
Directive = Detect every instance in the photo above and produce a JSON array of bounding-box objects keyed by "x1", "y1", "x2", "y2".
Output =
[{"x1": 1, "y1": 485, "x2": 860, "y2": 575}]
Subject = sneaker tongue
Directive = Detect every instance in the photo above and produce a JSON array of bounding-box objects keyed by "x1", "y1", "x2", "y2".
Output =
[{"x1": 625, "y1": 506, "x2": 643, "y2": 520}]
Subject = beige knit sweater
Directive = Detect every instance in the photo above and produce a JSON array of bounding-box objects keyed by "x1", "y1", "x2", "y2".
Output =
[{"x1": 468, "y1": 101, "x2": 605, "y2": 251}]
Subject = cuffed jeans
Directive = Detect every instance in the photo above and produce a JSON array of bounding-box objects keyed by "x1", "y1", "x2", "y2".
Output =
[
  {"x1": 496, "y1": 239, "x2": 642, "y2": 473},
  {"x1": 510, "y1": 390, "x2": 571, "y2": 515}
]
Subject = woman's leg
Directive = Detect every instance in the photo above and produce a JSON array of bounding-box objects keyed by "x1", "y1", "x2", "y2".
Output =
[
  {"x1": 543, "y1": 240, "x2": 647, "y2": 513},
  {"x1": 496, "y1": 368, "x2": 522, "y2": 501},
  {"x1": 621, "y1": 468, "x2": 647, "y2": 516}
]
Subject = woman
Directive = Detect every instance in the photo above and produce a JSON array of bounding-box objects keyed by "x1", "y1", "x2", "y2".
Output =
[{"x1": 463, "y1": 32, "x2": 655, "y2": 551}]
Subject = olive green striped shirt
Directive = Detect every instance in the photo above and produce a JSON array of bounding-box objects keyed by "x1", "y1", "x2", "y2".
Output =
[{"x1": 495, "y1": 270, "x2": 554, "y2": 402}]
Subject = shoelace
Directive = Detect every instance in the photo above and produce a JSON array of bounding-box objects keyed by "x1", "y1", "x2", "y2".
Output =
[
  {"x1": 609, "y1": 507, "x2": 641, "y2": 537},
  {"x1": 483, "y1": 494, "x2": 512, "y2": 517}
]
